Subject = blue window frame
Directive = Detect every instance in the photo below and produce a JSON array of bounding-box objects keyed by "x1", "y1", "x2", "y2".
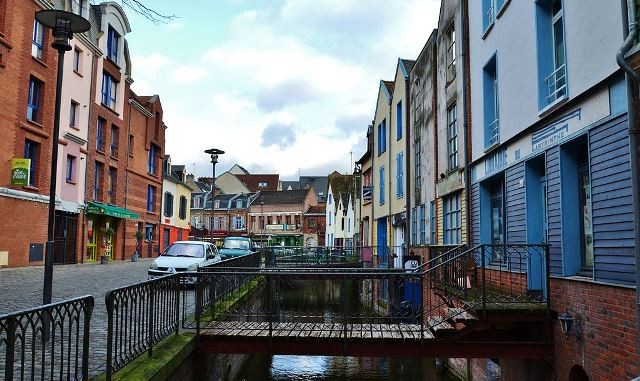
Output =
[
  {"x1": 396, "y1": 101, "x2": 402, "y2": 140},
  {"x1": 419, "y1": 205, "x2": 426, "y2": 245},
  {"x1": 147, "y1": 185, "x2": 156, "y2": 212},
  {"x1": 443, "y1": 193, "x2": 462, "y2": 244},
  {"x1": 110, "y1": 125, "x2": 119, "y2": 157},
  {"x1": 27, "y1": 77, "x2": 42, "y2": 123},
  {"x1": 536, "y1": 0, "x2": 567, "y2": 109},
  {"x1": 415, "y1": 138, "x2": 421, "y2": 190},
  {"x1": 411, "y1": 207, "x2": 418, "y2": 244},
  {"x1": 101, "y1": 73, "x2": 117, "y2": 110},
  {"x1": 24, "y1": 139, "x2": 38, "y2": 187},
  {"x1": 96, "y1": 118, "x2": 105, "y2": 151},
  {"x1": 377, "y1": 119, "x2": 386, "y2": 156},
  {"x1": 108, "y1": 167, "x2": 116, "y2": 204},
  {"x1": 483, "y1": 54, "x2": 499, "y2": 148},
  {"x1": 430, "y1": 201, "x2": 436, "y2": 244},
  {"x1": 448, "y1": 104, "x2": 458, "y2": 169},
  {"x1": 32, "y1": 20, "x2": 44, "y2": 60},
  {"x1": 70, "y1": 100, "x2": 78, "y2": 128},
  {"x1": 482, "y1": 0, "x2": 496, "y2": 32},
  {"x1": 148, "y1": 144, "x2": 158, "y2": 175},
  {"x1": 107, "y1": 26, "x2": 120, "y2": 63},
  {"x1": 396, "y1": 152, "x2": 403, "y2": 198},
  {"x1": 93, "y1": 162, "x2": 103, "y2": 201},
  {"x1": 66, "y1": 155, "x2": 75, "y2": 183},
  {"x1": 379, "y1": 166, "x2": 385, "y2": 205}
]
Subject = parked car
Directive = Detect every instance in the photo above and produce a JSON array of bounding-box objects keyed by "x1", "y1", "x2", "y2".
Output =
[
  {"x1": 219, "y1": 236, "x2": 256, "y2": 259},
  {"x1": 148, "y1": 241, "x2": 221, "y2": 283}
]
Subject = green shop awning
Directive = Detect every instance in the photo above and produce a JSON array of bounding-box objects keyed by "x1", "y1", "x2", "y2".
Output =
[{"x1": 86, "y1": 202, "x2": 139, "y2": 219}]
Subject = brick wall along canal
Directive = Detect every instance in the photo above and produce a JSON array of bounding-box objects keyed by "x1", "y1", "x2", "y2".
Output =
[{"x1": 229, "y1": 278, "x2": 456, "y2": 381}]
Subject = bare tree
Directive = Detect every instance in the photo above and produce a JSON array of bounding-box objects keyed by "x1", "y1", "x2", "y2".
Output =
[{"x1": 119, "y1": 0, "x2": 177, "y2": 24}]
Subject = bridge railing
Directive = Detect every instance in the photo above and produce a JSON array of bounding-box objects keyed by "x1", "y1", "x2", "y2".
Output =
[
  {"x1": 0, "y1": 295, "x2": 94, "y2": 381},
  {"x1": 262, "y1": 245, "x2": 407, "y2": 268}
]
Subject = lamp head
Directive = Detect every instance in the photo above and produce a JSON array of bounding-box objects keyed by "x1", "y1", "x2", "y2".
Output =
[
  {"x1": 36, "y1": 10, "x2": 90, "y2": 52},
  {"x1": 558, "y1": 310, "x2": 574, "y2": 337}
]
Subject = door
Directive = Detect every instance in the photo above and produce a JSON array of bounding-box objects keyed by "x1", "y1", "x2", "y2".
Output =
[
  {"x1": 377, "y1": 217, "x2": 388, "y2": 268},
  {"x1": 54, "y1": 213, "x2": 78, "y2": 264},
  {"x1": 490, "y1": 180, "x2": 505, "y2": 262},
  {"x1": 579, "y1": 166, "x2": 593, "y2": 269},
  {"x1": 86, "y1": 218, "x2": 97, "y2": 261}
]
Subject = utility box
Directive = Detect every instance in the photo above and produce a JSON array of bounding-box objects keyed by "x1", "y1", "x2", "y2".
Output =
[
  {"x1": 29, "y1": 243, "x2": 44, "y2": 262},
  {"x1": 0, "y1": 251, "x2": 8, "y2": 267}
]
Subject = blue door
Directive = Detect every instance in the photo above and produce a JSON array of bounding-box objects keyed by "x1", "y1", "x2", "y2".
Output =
[
  {"x1": 525, "y1": 158, "x2": 548, "y2": 299},
  {"x1": 377, "y1": 218, "x2": 388, "y2": 268}
]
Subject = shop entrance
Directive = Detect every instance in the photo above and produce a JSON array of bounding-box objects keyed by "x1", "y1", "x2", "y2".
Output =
[{"x1": 54, "y1": 212, "x2": 78, "y2": 264}]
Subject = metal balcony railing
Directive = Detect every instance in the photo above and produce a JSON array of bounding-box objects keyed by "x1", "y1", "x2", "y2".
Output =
[
  {"x1": 488, "y1": 118, "x2": 500, "y2": 146},
  {"x1": 545, "y1": 63, "x2": 566, "y2": 102}
]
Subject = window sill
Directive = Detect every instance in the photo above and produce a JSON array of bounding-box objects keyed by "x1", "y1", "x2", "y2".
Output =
[
  {"x1": 31, "y1": 55, "x2": 48, "y2": 68},
  {"x1": 22, "y1": 185, "x2": 40, "y2": 192},
  {"x1": 100, "y1": 103, "x2": 119, "y2": 116},
  {"x1": 69, "y1": 124, "x2": 80, "y2": 131},
  {"x1": 538, "y1": 95, "x2": 568, "y2": 119},
  {"x1": 110, "y1": 155, "x2": 119, "y2": 161},
  {"x1": 147, "y1": 211, "x2": 159, "y2": 216},
  {"x1": 483, "y1": 141, "x2": 500, "y2": 154},
  {"x1": 481, "y1": 22, "x2": 495, "y2": 40},
  {"x1": 25, "y1": 119, "x2": 44, "y2": 129},
  {"x1": 73, "y1": 69, "x2": 83, "y2": 77},
  {"x1": 66, "y1": 180, "x2": 76, "y2": 185},
  {"x1": 96, "y1": 149, "x2": 106, "y2": 155},
  {"x1": 106, "y1": 56, "x2": 121, "y2": 70},
  {"x1": 496, "y1": 0, "x2": 511, "y2": 19}
]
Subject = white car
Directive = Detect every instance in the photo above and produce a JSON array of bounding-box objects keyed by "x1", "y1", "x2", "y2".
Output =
[{"x1": 148, "y1": 241, "x2": 221, "y2": 282}]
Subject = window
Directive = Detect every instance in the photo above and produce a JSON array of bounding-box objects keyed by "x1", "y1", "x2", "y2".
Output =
[
  {"x1": 193, "y1": 196, "x2": 201, "y2": 208},
  {"x1": 24, "y1": 139, "x2": 39, "y2": 187},
  {"x1": 147, "y1": 185, "x2": 156, "y2": 212},
  {"x1": 430, "y1": 201, "x2": 436, "y2": 244},
  {"x1": 32, "y1": 20, "x2": 44, "y2": 60},
  {"x1": 73, "y1": 47, "x2": 81, "y2": 72},
  {"x1": 108, "y1": 167, "x2": 116, "y2": 204},
  {"x1": 72, "y1": 0, "x2": 87, "y2": 17},
  {"x1": 164, "y1": 192, "x2": 174, "y2": 217},
  {"x1": 377, "y1": 119, "x2": 387, "y2": 155},
  {"x1": 236, "y1": 200, "x2": 242, "y2": 209},
  {"x1": 179, "y1": 196, "x2": 187, "y2": 220},
  {"x1": 482, "y1": 0, "x2": 496, "y2": 32},
  {"x1": 537, "y1": 0, "x2": 567, "y2": 108},
  {"x1": 415, "y1": 138, "x2": 421, "y2": 190},
  {"x1": 148, "y1": 144, "x2": 158, "y2": 175},
  {"x1": 66, "y1": 155, "x2": 75, "y2": 183},
  {"x1": 446, "y1": 25, "x2": 456, "y2": 81},
  {"x1": 145, "y1": 223, "x2": 154, "y2": 241},
  {"x1": 412, "y1": 207, "x2": 418, "y2": 244},
  {"x1": 96, "y1": 118, "x2": 105, "y2": 151},
  {"x1": 419, "y1": 205, "x2": 426, "y2": 245},
  {"x1": 341, "y1": 217, "x2": 345, "y2": 231},
  {"x1": 483, "y1": 55, "x2": 499, "y2": 147},
  {"x1": 234, "y1": 216, "x2": 244, "y2": 230},
  {"x1": 328, "y1": 212, "x2": 332, "y2": 226},
  {"x1": 396, "y1": 101, "x2": 402, "y2": 140},
  {"x1": 379, "y1": 166, "x2": 385, "y2": 205},
  {"x1": 93, "y1": 162, "x2": 103, "y2": 201},
  {"x1": 443, "y1": 193, "x2": 462, "y2": 244},
  {"x1": 110, "y1": 125, "x2": 119, "y2": 157},
  {"x1": 258, "y1": 181, "x2": 268, "y2": 187},
  {"x1": 69, "y1": 100, "x2": 78, "y2": 128},
  {"x1": 396, "y1": 152, "x2": 404, "y2": 198},
  {"x1": 447, "y1": 104, "x2": 458, "y2": 170},
  {"x1": 107, "y1": 26, "x2": 120, "y2": 63},
  {"x1": 27, "y1": 77, "x2": 42, "y2": 123},
  {"x1": 101, "y1": 73, "x2": 117, "y2": 110},
  {"x1": 128, "y1": 134, "x2": 134, "y2": 156}
]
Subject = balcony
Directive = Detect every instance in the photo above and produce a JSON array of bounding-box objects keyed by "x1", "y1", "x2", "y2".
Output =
[{"x1": 544, "y1": 64, "x2": 566, "y2": 103}]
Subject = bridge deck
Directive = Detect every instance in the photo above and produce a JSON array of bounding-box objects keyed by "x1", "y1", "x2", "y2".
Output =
[{"x1": 204, "y1": 321, "x2": 437, "y2": 340}]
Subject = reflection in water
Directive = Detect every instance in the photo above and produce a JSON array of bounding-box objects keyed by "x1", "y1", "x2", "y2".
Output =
[{"x1": 235, "y1": 279, "x2": 455, "y2": 381}]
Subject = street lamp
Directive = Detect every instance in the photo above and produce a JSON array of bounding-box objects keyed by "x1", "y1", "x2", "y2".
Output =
[
  {"x1": 35, "y1": 10, "x2": 90, "y2": 306},
  {"x1": 260, "y1": 199, "x2": 264, "y2": 246},
  {"x1": 204, "y1": 148, "x2": 224, "y2": 246}
]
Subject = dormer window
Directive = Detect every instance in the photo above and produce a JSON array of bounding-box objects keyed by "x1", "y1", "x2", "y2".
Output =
[
  {"x1": 258, "y1": 182, "x2": 268, "y2": 187},
  {"x1": 107, "y1": 26, "x2": 120, "y2": 64}
]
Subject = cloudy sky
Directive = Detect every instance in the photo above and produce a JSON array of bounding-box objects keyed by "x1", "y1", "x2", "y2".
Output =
[{"x1": 125, "y1": 0, "x2": 440, "y2": 180}]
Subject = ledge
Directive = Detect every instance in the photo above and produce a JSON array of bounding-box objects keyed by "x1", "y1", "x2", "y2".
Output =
[
  {"x1": 90, "y1": 333, "x2": 196, "y2": 381},
  {"x1": 19, "y1": 121, "x2": 49, "y2": 138}
]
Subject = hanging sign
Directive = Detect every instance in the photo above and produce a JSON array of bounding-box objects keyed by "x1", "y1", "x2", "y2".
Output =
[{"x1": 11, "y1": 159, "x2": 30, "y2": 186}]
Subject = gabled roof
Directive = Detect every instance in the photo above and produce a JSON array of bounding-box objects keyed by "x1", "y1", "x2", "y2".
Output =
[
  {"x1": 328, "y1": 171, "x2": 354, "y2": 210},
  {"x1": 399, "y1": 58, "x2": 416, "y2": 79},
  {"x1": 236, "y1": 174, "x2": 280, "y2": 192},
  {"x1": 305, "y1": 205, "x2": 326, "y2": 215},
  {"x1": 381, "y1": 80, "x2": 395, "y2": 100},
  {"x1": 281, "y1": 180, "x2": 299, "y2": 190},
  {"x1": 255, "y1": 189, "x2": 309, "y2": 205}
]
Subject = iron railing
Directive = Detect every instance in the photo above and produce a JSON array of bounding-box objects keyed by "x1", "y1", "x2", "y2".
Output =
[
  {"x1": 105, "y1": 275, "x2": 181, "y2": 380},
  {"x1": 545, "y1": 63, "x2": 567, "y2": 102},
  {"x1": 0, "y1": 295, "x2": 94, "y2": 381},
  {"x1": 488, "y1": 118, "x2": 500, "y2": 146}
]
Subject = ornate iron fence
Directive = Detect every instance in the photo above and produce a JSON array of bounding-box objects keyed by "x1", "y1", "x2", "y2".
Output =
[
  {"x1": 105, "y1": 275, "x2": 181, "y2": 381},
  {"x1": 0, "y1": 295, "x2": 94, "y2": 381}
]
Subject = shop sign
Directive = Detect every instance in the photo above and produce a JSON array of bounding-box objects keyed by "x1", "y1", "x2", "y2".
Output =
[
  {"x1": 11, "y1": 158, "x2": 30, "y2": 186},
  {"x1": 532, "y1": 108, "x2": 581, "y2": 152}
]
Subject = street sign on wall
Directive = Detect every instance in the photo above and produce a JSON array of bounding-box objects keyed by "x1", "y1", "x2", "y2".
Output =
[{"x1": 11, "y1": 158, "x2": 30, "y2": 186}]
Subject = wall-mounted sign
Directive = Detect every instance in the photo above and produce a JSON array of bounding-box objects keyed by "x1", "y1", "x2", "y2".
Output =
[
  {"x1": 532, "y1": 108, "x2": 581, "y2": 152},
  {"x1": 11, "y1": 159, "x2": 30, "y2": 186},
  {"x1": 484, "y1": 148, "x2": 507, "y2": 176}
]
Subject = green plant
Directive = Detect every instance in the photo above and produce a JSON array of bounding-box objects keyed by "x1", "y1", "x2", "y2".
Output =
[
  {"x1": 104, "y1": 227, "x2": 115, "y2": 240},
  {"x1": 134, "y1": 230, "x2": 144, "y2": 242}
]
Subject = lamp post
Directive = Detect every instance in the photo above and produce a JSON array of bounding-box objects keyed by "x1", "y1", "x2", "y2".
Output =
[
  {"x1": 260, "y1": 200, "x2": 264, "y2": 246},
  {"x1": 204, "y1": 148, "x2": 224, "y2": 247},
  {"x1": 36, "y1": 10, "x2": 90, "y2": 306}
]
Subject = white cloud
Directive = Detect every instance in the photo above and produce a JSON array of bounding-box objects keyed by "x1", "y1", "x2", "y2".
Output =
[{"x1": 172, "y1": 65, "x2": 209, "y2": 84}]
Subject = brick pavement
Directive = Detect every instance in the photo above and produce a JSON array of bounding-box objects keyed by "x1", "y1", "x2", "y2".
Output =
[{"x1": 0, "y1": 258, "x2": 153, "y2": 376}]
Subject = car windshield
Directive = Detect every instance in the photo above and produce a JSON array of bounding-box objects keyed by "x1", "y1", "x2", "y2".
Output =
[
  {"x1": 161, "y1": 243, "x2": 204, "y2": 258},
  {"x1": 222, "y1": 240, "x2": 250, "y2": 250}
]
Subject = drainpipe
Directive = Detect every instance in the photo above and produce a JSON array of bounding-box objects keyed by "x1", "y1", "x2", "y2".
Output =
[
  {"x1": 389, "y1": 94, "x2": 393, "y2": 268},
  {"x1": 405, "y1": 73, "x2": 412, "y2": 256},
  {"x1": 461, "y1": 0, "x2": 471, "y2": 245},
  {"x1": 618, "y1": 0, "x2": 640, "y2": 358}
]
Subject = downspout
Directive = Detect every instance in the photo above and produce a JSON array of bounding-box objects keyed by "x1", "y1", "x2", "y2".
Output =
[
  {"x1": 388, "y1": 95, "x2": 393, "y2": 267},
  {"x1": 617, "y1": 0, "x2": 640, "y2": 357},
  {"x1": 81, "y1": 53, "x2": 98, "y2": 264},
  {"x1": 461, "y1": 0, "x2": 471, "y2": 246},
  {"x1": 405, "y1": 74, "x2": 412, "y2": 255}
]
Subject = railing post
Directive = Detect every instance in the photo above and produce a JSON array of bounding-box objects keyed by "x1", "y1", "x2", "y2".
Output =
[
  {"x1": 175, "y1": 275, "x2": 180, "y2": 336},
  {"x1": 267, "y1": 274, "x2": 273, "y2": 338},
  {"x1": 149, "y1": 281, "x2": 155, "y2": 357},
  {"x1": 105, "y1": 292, "x2": 114, "y2": 381},
  {"x1": 420, "y1": 270, "x2": 425, "y2": 344},
  {"x1": 342, "y1": 276, "x2": 347, "y2": 351},
  {"x1": 545, "y1": 245, "x2": 551, "y2": 318},
  {"x1": 481, "y1": 245, "x2": 487, "y2": 319},
  {"x1": 4, "y1": 316, "x2": 16, "y2": 381},
  {"x1": 82, "y1": 297, "x2": 94, "y2": 380},
  {"x1": 195, "y1": 274, "x2": 202, "y2": 336}
]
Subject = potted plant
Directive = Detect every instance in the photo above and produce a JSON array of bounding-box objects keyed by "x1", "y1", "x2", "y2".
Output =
[{"x1": 132, "y1": 230, "x2": 144, "y2": 262}]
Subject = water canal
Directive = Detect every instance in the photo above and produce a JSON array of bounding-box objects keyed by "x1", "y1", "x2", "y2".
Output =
[{"x1": 232, "y1": 278, "x2": 456, "y2": 381}]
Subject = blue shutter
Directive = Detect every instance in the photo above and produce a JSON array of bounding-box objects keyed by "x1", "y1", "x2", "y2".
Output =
[{"x1": 396, "y1": 101, "x2": 402, "y2": 140}]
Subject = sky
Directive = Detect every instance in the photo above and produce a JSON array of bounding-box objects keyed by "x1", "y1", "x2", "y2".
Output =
[{"x1": 124, "y1": 0, "x2": 440, "y2": 180}]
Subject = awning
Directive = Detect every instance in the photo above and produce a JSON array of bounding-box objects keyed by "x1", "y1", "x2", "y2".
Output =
[{"x1": 86, "y1": 202, "x2": 139, "y2": 219}]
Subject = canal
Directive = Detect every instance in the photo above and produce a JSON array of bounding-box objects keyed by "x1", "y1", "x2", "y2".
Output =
[{"x1": 233, "y1": 278, "x2": 456, "y2": 380}]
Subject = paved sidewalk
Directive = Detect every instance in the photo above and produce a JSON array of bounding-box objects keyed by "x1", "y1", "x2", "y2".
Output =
[{"x1": 0, "y1": 259, "x2": 153, "y2": 376}]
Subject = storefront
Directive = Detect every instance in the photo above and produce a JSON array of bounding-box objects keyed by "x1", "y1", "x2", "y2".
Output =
[{"x1": 85, "y1": 202, "x2": 138, "y2": 262}]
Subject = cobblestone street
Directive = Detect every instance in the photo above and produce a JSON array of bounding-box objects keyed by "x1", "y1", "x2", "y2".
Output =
[{"x1": 0, "y1": 259, "x2": 152, "y2": 376}]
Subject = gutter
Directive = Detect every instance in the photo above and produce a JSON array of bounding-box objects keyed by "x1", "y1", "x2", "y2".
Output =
[
  {"x1": 617, "y1": 0, "x2": 640, "y2": 358},
  {"x1": 461, "y1": 0, "x2": 471, "y2": 245}
]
